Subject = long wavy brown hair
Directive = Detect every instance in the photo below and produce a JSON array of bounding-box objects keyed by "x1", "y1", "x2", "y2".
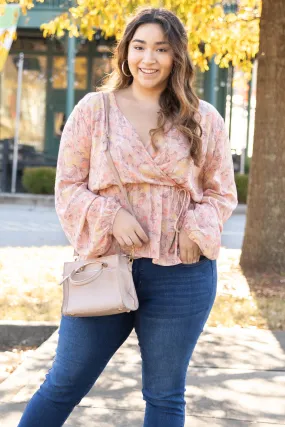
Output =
[{"x1": 99, "y1": 7, "x2": 203, "y2": 166}]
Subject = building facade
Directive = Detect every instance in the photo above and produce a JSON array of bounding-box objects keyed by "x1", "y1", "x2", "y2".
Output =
[{"x1": 1, "y1": 1, "x2": 254, "y2": 192}]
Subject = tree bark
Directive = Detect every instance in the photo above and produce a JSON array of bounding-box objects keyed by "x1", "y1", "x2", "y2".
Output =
[{"x1": 240, "y1": 0, "x2": 285, "y2": 274}]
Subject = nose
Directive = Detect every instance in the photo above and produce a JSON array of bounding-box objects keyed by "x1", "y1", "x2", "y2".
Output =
[{"x1": 142, "y1": 48, "x2": 157, "y2": 65}]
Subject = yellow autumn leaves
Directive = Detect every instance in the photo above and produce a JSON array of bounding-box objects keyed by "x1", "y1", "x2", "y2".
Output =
[{"x1": 1, "y1": 0, "x2": 261, "y2": 73}]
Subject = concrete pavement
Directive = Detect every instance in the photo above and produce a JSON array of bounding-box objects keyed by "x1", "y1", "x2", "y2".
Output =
[{"x1": 0, "y1": 326, "x2": 284, "y2": 426}]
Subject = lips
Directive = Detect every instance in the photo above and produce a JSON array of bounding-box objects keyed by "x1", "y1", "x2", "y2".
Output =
[{"x1": 139, "y1": 68, "x2": 158, "y2": 74}]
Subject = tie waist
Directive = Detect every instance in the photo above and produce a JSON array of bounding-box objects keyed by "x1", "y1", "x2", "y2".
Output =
[{"x1": 169, "y1": 188, "x2": 192, "y2": 255}]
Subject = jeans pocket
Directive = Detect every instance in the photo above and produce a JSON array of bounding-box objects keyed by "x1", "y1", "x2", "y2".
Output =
[{"x1": 180, "y1": 255, "x2": 210, "y2": 268}]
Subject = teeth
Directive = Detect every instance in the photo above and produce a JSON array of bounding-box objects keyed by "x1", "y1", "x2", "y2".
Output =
[{"x1": 140, "y1": 69, "x2": 158, "y2": 74}]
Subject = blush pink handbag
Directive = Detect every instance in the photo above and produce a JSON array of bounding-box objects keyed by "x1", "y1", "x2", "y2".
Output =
[{"x1": 59, "y1": 92, "x2": 139, "y2": 317}]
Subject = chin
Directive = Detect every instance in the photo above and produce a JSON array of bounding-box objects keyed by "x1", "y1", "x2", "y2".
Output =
[{"x1": 136, "y1": 78, "x2": 164, "y2": 89}]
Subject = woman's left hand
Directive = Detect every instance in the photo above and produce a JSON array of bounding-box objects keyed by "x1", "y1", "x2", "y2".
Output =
[{"x1": 178, "y1": 228, "x2": 201, "y2": 264}]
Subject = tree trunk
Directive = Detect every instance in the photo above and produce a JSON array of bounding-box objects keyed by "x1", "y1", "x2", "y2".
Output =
[{"x1": 240, "y1": 0, "x2": 285, "y2": 274}]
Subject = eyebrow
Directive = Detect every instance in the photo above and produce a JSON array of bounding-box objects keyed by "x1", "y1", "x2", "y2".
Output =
[{"x1": 131, "y1": 39, "x2": 170, "y2": 46}]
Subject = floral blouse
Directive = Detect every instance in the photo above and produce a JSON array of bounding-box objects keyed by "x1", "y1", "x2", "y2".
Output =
[{"x1": 55, "y1": 91, "x2": 238, "y2": 266}]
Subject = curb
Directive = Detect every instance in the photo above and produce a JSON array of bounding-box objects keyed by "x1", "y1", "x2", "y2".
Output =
[
  {"x1": 0, "y1": 193, "x2": 55, "y2": 207},
  {"x1": 0, "y1": 329, "x2": 59, "y2": 404},
  {"x1": 0, "y1": 321, "x2": 59, "y2": 348}
]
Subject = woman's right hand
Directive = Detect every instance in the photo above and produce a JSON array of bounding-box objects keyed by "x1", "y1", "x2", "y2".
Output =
[{"x1": 112, "y1": 208, "x2": 149, "y2": 249}]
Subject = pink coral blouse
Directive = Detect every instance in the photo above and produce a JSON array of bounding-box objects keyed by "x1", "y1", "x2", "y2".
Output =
[{"x1": 55, "y1": 91, "x2": 238, "y2": 266}]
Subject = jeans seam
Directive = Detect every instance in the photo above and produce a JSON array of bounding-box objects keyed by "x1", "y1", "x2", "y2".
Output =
[
  {"x1": 136, "y1": 259, "x2": 143, "y2": 291},
  {"x1": 207, "y1": 260, "x2": 216, "y2": 309}
]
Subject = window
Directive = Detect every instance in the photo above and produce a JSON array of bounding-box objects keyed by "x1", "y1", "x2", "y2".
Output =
[
  {"x1": 12, "y1": 37, "x2": 47, "y2": 52},
  {"x1": 0, "y1": 54, "x2": 47, "y2": 151},
  {"x1": 52, "y1": 56, "x2": 87, "y2": 89}
]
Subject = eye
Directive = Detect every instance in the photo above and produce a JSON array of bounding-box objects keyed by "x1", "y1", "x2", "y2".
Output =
[
  {"x1": 134, "y1": 46, "x2": 144, "y2": 50},
  {"x1": 157, "y1": 48, "x2": 168, "y2": 53}
]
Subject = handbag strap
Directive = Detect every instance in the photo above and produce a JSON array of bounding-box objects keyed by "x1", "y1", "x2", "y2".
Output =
[
  {"x1": 102, "y1": 92, "x2": 136, "y2": 218},
  {"x1": 73, "y1": 92, "x2": 136, "y2": 259}
]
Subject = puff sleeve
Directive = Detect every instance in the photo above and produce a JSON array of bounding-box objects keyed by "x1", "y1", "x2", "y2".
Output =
[
  {"x1": 55, "y1": 94, "x2": 122, "y2": 258},
  {"x1": 182, "y1": 113, "x2": 238, "y2": 260}
]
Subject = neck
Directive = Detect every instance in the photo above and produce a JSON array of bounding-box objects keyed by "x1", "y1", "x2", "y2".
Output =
[{"x1": 129, "y1": 81, "x2": 166, "y2": 103}]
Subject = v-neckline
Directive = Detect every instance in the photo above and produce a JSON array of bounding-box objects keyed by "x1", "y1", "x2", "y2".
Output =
[
  {"x1": 108, "y1": 91, "x2": 181, "y2": 188},
  {"x1": 110, "y1": 91, "x2": 153, "y2": 151}
]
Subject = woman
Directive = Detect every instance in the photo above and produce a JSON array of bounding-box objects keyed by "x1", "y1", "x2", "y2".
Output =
[{"x1": 18, "y1": 7, "x2": 237, "y2": 427}]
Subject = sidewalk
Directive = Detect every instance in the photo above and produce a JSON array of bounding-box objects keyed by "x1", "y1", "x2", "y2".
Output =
[
  {"x1": 0, "y1": 193, "x2": 247, "y2": 214},
  {"x1": 0, "y1": 327, "x2": 284, "y2": 426}
]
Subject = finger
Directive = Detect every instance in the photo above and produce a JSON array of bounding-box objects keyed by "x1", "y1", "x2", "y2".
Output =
[
  {"x1": 179, "y1": 249, "x2": 188, "y2": 264},
  {"x1": 187, "y1": 249, "x2": 195, "y2": 264},
  {"x1": 130, "y1": 232, "x2": 143, "y2": 248},
  {"x1": 195, "y1": 247, "x2": 201, "y2": 263},
  {"x1": 191, "y1": 250, "x2": 198, "y2": 263},
  {"x1": 116, "y1": 237, "x2": 126, "y2": 247},
  {"x1": 123, "y1": 236, "x2": 134, "y2": 247},
  {"x1": 135, "y1": 224, "x2": 149, "y2": 243}
]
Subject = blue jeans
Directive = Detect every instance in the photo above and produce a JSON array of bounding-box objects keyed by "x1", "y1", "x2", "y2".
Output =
[{"x1": 18, "y1": 256, "x2": 217, "y2": 427}]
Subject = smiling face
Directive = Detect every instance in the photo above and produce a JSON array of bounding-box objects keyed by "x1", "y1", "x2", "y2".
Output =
[{"x1": 127, "y1": 23, "x2": 174, "y2": 91}]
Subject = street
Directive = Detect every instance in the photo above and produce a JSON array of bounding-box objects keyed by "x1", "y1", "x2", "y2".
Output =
[{"x1": 0, "y1": 204, "x2": 246, "y2": 249}]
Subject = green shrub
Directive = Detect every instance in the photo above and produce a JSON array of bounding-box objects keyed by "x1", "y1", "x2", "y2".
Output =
[
  {"x1": 22, "y1": 167, "x2": 56, "y2": 195},
  {"x1": 235, "y1": 173, "x2": 248, "y2": 204}
]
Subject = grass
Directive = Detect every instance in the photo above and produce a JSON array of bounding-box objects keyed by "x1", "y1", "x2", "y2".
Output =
[
  {"x1": 0, "y1": 246, "x2": 71, "y2": 321},
  {"x1": 0, "y1": 246, "x2": 284, "y2": 330}
]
